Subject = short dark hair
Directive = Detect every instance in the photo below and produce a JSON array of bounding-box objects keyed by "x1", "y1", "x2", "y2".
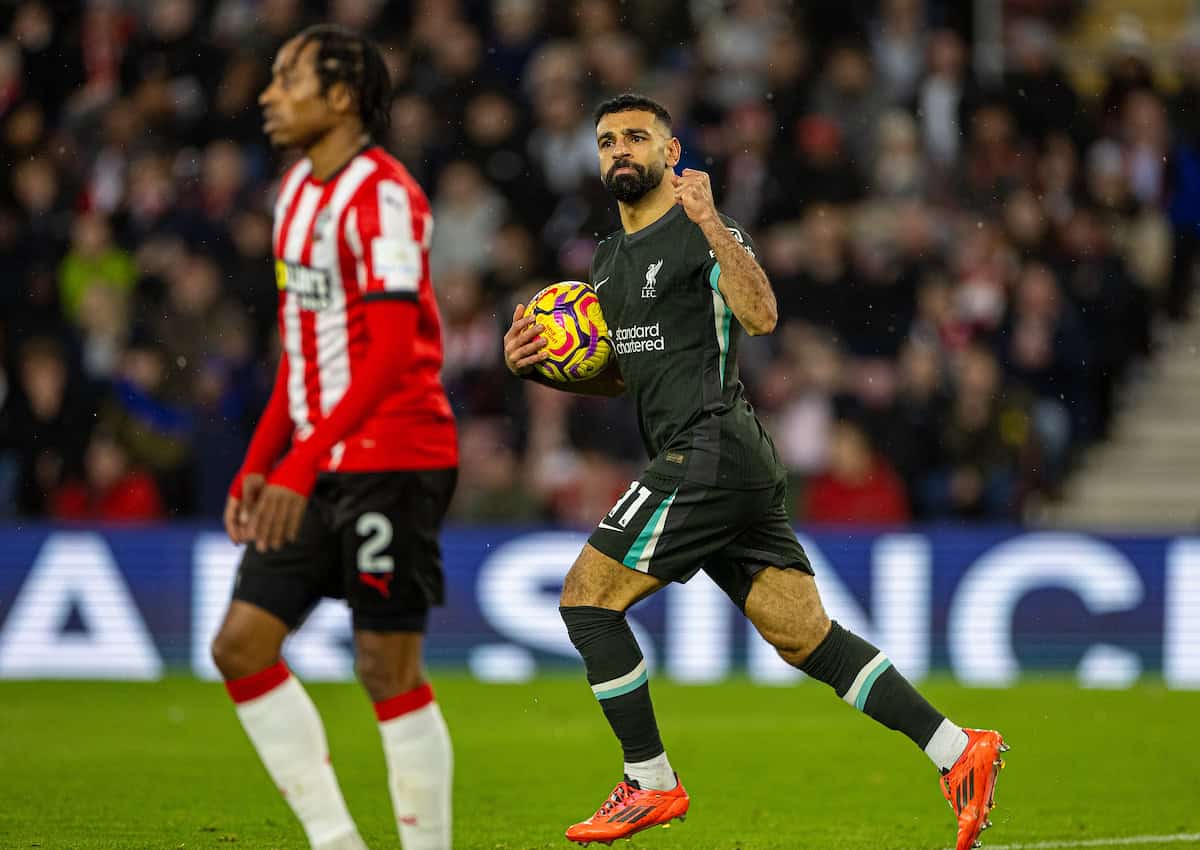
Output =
[
  {"x1": 593, "y1": 93, "x2": 672, "y2": 130},
  {"x1": 294, "y1": 25, "x2": 392, "y2": 139}
]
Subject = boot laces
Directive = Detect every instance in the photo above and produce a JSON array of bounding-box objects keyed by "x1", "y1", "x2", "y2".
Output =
[{"x1": 596, "y1": 782, "x2": 633, "y2": 817}]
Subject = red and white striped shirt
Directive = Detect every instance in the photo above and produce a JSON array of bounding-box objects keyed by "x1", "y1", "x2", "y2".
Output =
[{"x1": 270, "y1": 146, "x2": 457, "y2": 474}]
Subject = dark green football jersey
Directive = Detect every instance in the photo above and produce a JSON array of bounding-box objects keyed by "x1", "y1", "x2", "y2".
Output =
[{"x1": 590, "y1": 205, "x2": 783, "y2": 490}]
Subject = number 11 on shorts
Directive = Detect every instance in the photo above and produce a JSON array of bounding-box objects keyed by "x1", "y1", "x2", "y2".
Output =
[{"x1": 609, "y1": 481, "x2": 652, "y2": 529}]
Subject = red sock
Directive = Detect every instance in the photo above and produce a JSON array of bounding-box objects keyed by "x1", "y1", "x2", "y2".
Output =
[
  {"x1": 224, "y1": 660, "x2": 290, "y2": 703},
  {"x1": 374, "y1": 682, "x2": 435, "y2": 722}
]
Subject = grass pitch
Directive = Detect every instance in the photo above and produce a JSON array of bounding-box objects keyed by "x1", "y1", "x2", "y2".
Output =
[{"x1": 0, "y1": 675, "x2": 1197, "y2": 850}]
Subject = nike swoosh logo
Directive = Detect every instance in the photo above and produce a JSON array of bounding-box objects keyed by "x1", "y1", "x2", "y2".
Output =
[
  {"x1": 597, "y1": 521, "x2": 624, "y2": 532},
  {"x1": 595, "y1": 277, "x2": 610, "y2": 289}
]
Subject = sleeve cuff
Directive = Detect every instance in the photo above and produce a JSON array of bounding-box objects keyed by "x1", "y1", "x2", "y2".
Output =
[{"x1": 267, "y1": 452, "x2": 319, "y2": 498}]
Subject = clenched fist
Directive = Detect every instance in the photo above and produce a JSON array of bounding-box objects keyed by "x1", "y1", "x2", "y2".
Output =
[{"x1": 671, "y1": 168, "x2": 719, "y2": 226}]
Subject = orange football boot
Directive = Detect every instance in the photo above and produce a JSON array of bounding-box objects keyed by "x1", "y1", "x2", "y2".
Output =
[
  {"x1": 565, "y1": 775, "x2": 690, "y2": 846},
  {"x1": 941, "y1": 729, "x2": 1009, "y2": 850}
]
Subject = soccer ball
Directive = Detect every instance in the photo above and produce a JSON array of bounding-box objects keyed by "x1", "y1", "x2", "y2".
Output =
[{"x1": 523, "y1": 281, "x2": 614, "y2": 382}]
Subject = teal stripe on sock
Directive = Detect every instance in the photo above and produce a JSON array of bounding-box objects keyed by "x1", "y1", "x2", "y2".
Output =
[
  {"x1": 855, "y1": 658, "x2": 893, "y2": 711},
  {"x1": 594, "y1": 669, "x2": 648, "y2": 700}
]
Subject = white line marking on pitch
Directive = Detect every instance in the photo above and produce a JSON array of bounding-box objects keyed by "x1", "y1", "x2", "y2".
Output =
[{"x1": 932, "y1": 834, "x2": 1200, "y2": 850}]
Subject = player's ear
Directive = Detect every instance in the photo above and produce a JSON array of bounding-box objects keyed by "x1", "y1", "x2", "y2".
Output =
[
  {"x1": 326, "y1": 81, "x2": 356, "y2": 116},
  {"x1": 666, "y1": 136, "x2": 681, "y2": 168}
]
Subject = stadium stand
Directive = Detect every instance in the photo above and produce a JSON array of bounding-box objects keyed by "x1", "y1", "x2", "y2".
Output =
[{"x1": 1, "y1": 0, "x2": 1197, "y2": 526}]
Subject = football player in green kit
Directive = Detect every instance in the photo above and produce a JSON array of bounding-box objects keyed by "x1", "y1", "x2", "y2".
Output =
[{"x1": 503, "y1": 94, "x2": 1007, "y2": 850}]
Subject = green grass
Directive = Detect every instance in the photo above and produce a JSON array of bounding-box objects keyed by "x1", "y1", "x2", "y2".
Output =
[{"x1": 1, "y1": 675, "x2": 1197, "y2": 849}]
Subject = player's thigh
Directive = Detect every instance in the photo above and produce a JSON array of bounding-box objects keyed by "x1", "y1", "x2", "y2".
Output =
[
  {"x1": 353, "y1": 629, "x2": 425, "y2": 701},
  {"x1": 701, "y1": 477, "x2": 813, "y2": 611},
  {"x1": 335, "y1": 468, "x2": 457, "y2": 633},
  {"x1": 560, "y1": 543, "x2": 666, "y2": 611},
  {"x1": 230, "y1": 490, "x2": 339, "y2": 635},
  {"x1": 581, "y1": 476, "x2": 747, "y2": 608}
]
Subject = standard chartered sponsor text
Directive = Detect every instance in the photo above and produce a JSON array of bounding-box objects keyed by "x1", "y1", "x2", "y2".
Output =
[{"x1": 614, "y1": 322, "x2": 666, "y2": 354}]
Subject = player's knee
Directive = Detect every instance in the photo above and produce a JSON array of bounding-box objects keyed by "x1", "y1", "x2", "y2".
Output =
[
  {"x1": 211, "y1": 629, "x2": 277, "y2": 681},
  {"x1": 766, "y1": 614, "x2": 832, "y2": 669},
  {"x1": 356, "y1": 647, "x2": 422, "y2": 702}
]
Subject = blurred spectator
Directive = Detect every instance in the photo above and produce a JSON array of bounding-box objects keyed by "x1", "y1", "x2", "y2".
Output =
[
  {"x1": 429, "y1": 160, "x2": 508, "y2": 276},
  {"x1": 959, "y1": 100, "x2": 1026, "y2": 213},
  {"x1": 1099, "y1": 14, "x2": 1156, "y2": 135},
  {"x1": 586, "y1": 32, "x2": 647, "y2": 100},
  {"x1": 8, "y1": 336, "x2": 97, "y2": 516},
  {"x1": 439, "y1": 267, "x2": 509, "y2": 417},
  {"x1": 778, "y1": 116, "x2": 863, "y2": 210},
  {"x1": 388, "y1": 92, "x2": 441, "y2": 188},
  {"x1": 50, "y1": 429, "x2": 164, "y2": 522},
  {"x1": 486, "y1": 0, "x2": 545, "y2": 87},
  {"x1": 872, "y1": 110, "x2": 926, "y2": 199},
  {"x1": 1037, "y1": 130, "x2": 1079, "y2": 227},
  {"x1": 763, "y1": 28, "x2": 812, "y2": 142},
  {"x1": 225, "y1": 210, "x2": 278, "y2": 345},
  {"x1": 805, "y1": 417, "x2": 910, "y2": 525},
  {"x1": 810, "y1": 40, "x2": 888, "y2": 169},
  {"x1": 1002, "y1": 19, "x2": 1080, "y2": 145},
  {"x1": 774, "y1": 204, "x2": 853, "y2": 334},
  {"x1": 762, "y1": 324, "x2": 842, "y2": 475},
  {"x1": 203, "y1": 52, "x2": 269, "y2": 146},
  {"x1": 527, "y1": 79, "x2": 597, "y2": 195},
  {"x1": 452, "y1": 418, "x2": 543, "y2": 522},
  {"x1": 877, "y1": 339, "x2": 950, "y2": 509},
  {"x1": 915, "y1": 28, "x2": 975, "y2": 172},
  {"x1": 189, "y1": 308, "x2": 262, "y2": 516},
  {"x1": 1055, "y1": 207, "x2": 1152, "y2": 439},
  {"x1": 460, "y1": 91, "x2": 555, "y2": 230},
  {"x1": 869, "y1": 0, "x2": 926, "y2": 104},
  {"x1": 695, "y1": 0, "x2": 777, "y2": 108},
  {"x1": 98, "y1": 342, "x2": 193, "y2": 514},
  {"x1": 0, "y1": 40, "x2": 25, "y2": 119},
  {"x1": 712, "y1": 100, "x2": 793, "y2": 230},
  {"x1": 997, "y1": 261, "x2": 1088, "y2": 468},
  {"x1": 920, "y1": 346, "x2": 1027, "y2": 520},
  {"x1": 150, "y1": 253, "x2": 241, "y2": 402},
  {"x1": 58, "y1": 213, "x2": 137, "y2": 323}
]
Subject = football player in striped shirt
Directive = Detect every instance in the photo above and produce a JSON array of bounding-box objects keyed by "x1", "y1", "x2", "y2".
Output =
[{"x1": 210, "y1": 26, "x2": 457, "y2": 850}]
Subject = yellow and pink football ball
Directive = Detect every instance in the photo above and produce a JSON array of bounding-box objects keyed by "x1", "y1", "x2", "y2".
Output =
[{"x1": 523, "y1": 281, "x2": 613, "y2": 382}]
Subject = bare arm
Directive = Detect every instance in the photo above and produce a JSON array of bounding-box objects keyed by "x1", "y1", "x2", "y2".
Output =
[{"x1": 673, "y1": 168, "x2": 778, "y2": 336}]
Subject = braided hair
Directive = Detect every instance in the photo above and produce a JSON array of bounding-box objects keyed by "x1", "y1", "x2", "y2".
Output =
[{"x1": 293, "y1": 25, "x2": 392, "y2": 140}]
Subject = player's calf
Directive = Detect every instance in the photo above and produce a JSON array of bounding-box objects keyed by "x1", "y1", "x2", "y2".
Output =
[
  {"x1": 354, "y1": 630, "x2": 452, "y2": 850},
  {"x1": 746, "y1": 571, "x2": 969, "y2": 772},
  {"x1": 224, "y1": 661, "x2": 365, "y2": 849}
]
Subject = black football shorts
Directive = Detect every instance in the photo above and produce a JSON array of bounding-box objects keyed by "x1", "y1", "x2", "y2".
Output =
[
  {"x1": 586, "y1": 474, "x2": 812, "y2": 610},
  {"x1": 233, "y1": 468, "x2": 457, "y2": 632}
]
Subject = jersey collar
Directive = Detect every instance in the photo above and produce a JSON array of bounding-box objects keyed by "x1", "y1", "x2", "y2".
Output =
[{"x1": 623, "y1": 204, "x2": 684, "y2": 245}]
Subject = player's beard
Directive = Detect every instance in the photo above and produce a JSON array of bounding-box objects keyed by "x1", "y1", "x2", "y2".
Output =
[{"x1": 604, "y1": 160, "x2": 663, "y2": 203}]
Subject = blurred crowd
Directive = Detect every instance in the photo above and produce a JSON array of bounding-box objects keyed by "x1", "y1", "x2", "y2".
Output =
[{"x1": 1, "y1": 0, "x2": 1197, "y2": 525}]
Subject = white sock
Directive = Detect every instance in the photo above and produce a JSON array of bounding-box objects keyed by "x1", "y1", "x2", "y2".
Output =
[
  {"x1": 925, "y1": 718, "x2": 970, "y2": 772},
  {"x1": 376, "y1": 683, "x2": 453, "y2": 850},
  {"x1": 227, "y1": 662, "x2": 363, "y2": 849},
  {"x1": 623, "y1": 751, "x2": 676, "y2": 791}
]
